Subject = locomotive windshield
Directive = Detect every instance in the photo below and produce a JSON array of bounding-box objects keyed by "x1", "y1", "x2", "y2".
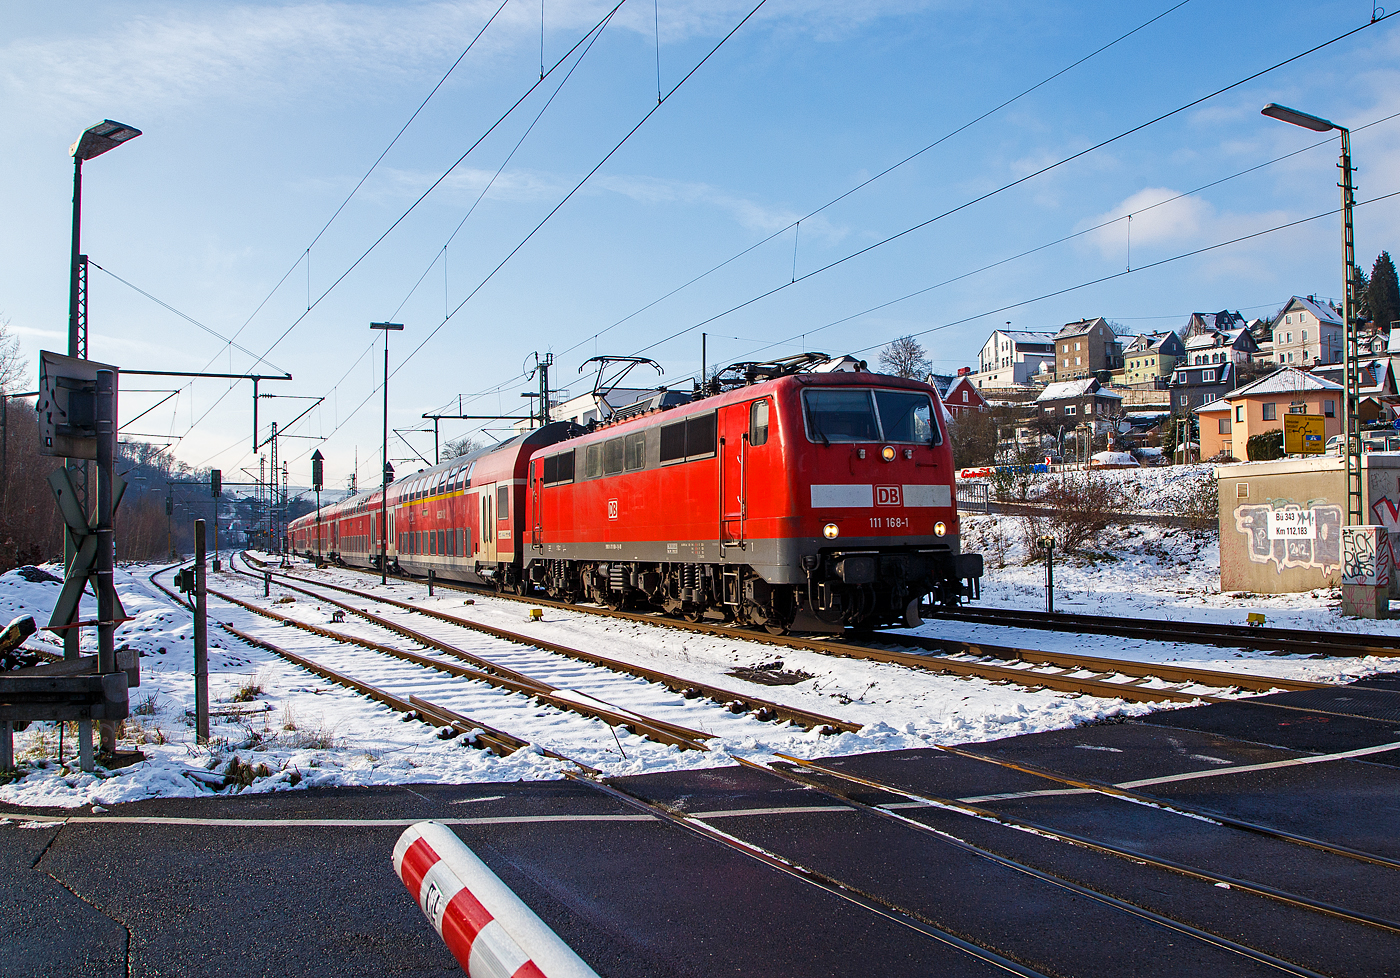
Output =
[{"x1": 802, "y1": 388, "x2": 940, "y2": 445}]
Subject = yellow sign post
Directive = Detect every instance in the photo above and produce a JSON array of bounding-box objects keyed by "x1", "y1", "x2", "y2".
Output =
[{"x1": 1284, "y1": 413, "x2": 1326, "y2": 455}]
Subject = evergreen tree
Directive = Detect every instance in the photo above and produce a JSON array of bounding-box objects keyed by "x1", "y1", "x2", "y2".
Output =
[
  {"x1": 1368, "y1": 252, "x2": 1400, "y2": 332},
  {"x1": 1354, "y1": 264, "x2": 1371, "y2": 320}
]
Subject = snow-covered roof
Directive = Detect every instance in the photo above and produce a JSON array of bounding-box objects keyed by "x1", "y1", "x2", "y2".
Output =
[
  {"x1": 998, "y1": 330, "x2": 1057, "y2": 345},
  {"x1": 1279, "y1": 295, "x2": 1343, "y2": 326},
  {"x1": 1053, "y1": 317, "x2": 1112, "y2": 339},
  {"x1": 1183, "y1": 333, "x2": 1221, "y2": 350},
  {"x1": 1227, "y1": 366, "x2": 1342, "y2": 399},
  {"x1": 1197, "y1": 397, "x2": 1230, "y2": 413},
  {"x1": 1036, "y1": 378, "x2": 1121, "y2": 401}
]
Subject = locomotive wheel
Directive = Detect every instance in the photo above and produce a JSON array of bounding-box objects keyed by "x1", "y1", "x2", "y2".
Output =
[
  {"x1": 604, "y1": 591, "x2": 627, "y2": 612},
  {"x1": 682, "y1": 606, "x2": 706, "y2": 623}
]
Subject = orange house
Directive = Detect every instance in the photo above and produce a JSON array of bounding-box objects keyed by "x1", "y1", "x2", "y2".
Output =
[{"x1": 1197, "y1": 367, "x2": 1342, "y2": 460}]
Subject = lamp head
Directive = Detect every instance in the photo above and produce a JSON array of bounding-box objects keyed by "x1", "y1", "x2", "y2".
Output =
[
  {"x1": 1261, "y1": 103, "x2": 1336, "y2": 133},
  {"x1": 70, "y1": 120, "x2": 142, "y2": 162}
]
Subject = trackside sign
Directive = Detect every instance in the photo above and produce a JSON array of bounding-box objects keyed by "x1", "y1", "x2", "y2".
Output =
[{"x1": 1267, "y1": 509, "x2": 1316, "y2": 539}]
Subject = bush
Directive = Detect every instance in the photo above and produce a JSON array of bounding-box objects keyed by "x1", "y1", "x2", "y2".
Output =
[
  {"x1": 1246, "y1": 430, "x2": 1284, "y2": 461},
  {"x1": 1019, "y1": 472, "x2": 1123, "y2": 556}
]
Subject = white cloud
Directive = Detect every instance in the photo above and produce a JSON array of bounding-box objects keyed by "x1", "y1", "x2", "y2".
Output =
[
  {"x1": 0, "y1": 0, "x2": 947, "y2": 120},
  {"x1": 595, "y1": 173, "x2": 846, "y2": 239}
]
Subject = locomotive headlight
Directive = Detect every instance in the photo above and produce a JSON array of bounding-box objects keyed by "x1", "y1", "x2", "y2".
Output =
[
  {"x1": 823, "y1": 523, "x2": 840, "y2": 539},
  {"x1": 881, "y1": 445, "x2": 896, "y2": 462},
  {"x1": 934, "y1": 521, "x2": 947, "y2": 537}
]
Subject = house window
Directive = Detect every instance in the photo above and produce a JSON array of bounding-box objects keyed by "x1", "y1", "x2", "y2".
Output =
[
  {"x1": 1219, "y1": 418, "x2": 1231, "y2": 434},
  {"x1": 1302, "y1": 330, "x2": 1308, "y2": 342},
  {"x1": 1286, "y1": 332, "x2": 1292, "y2": 343},
  {"x1": 1262, "y1": 402, "x2": 1276, "y2": 421},
  {"x1": 1065, "y1": 405, "x2": 1077, "y2": 416},
  {"x1": 1235, "y1": 406, "x2": 1244, "y2": 423},
  {"x1": 1287, "y1": 352, "x2": 1294, "y2": 363},
  {"x1": 1075, "y1": 342, "x2": 1081, "y2": 351},
  {"x1": 1075, "y1": 357, "x2": 1081, "y2": 366},
  {"x1": 962, "y1": 391, "x2": 969, "y2": 403},
  {"x1": 1286, "y1": 315, "x2": 1291, "y2": 324},
  {"x1": 1203, "y1": 370, "x2": 1215, "y2": 382},
  {"x1": 1288, "y1": 403, "x2": 1306, "y2": 414},
  {"x1": 1324, "y1": 399, "x2": 1336, "y2": 417}
]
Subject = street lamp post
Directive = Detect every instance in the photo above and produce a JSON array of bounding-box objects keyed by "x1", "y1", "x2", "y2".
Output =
[
  {"x1": 1262, "y1": 102, "x2": 1361, "y2": 525},
  {"x1": 65, "y1": 120, "x2": 140, "y2": 767},
  {"x1": 370, "y1": 323, "x2": 403, "y2": 584}
]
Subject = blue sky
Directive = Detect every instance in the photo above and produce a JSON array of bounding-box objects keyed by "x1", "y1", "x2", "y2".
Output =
[{"x1": 3, "y1": 0, "x2": 1399, "y2": 489}]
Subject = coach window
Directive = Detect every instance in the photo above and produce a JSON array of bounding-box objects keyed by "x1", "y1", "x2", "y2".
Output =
[
  {"x1": 625, "y1": 431, "x2": 646, "y2": 470},
  {"x1": 585, "y1": 443, "x2": 603, "y2": 479},
  {"x1": 749, "y1": 399, "x2": 769, "y2": 446},
  {"x1": 603, "y1": 437, "x2": 625, "y2": 475},
  {"x1": 497, "y1": 485, "x2": 509, "y2": 517},
  {"x1": 465, "y1": 461, "x2": 476, "y2": 485}
]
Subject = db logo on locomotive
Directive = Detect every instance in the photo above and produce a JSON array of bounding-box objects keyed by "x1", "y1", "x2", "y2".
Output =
[
  {"x1": 875, "y1": 485, "x2": 901, "y2": 507},
  {"x1": 607, "y1": 498, "x2": 619, "y2": 520}
]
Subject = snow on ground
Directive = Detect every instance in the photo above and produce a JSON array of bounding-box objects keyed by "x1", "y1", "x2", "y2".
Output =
[{"x1": 3, "y1": 466, "x2": 1397, "y2": 811}]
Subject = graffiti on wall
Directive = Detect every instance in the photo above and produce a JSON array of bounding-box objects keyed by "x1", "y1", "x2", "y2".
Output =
[
  {"x1": 1372, "y1": 496, "x2": 1400, "y2": 533},
  {"x1": 1234, "y1": 500, "x2": 1344, "y2": 575},
  {"x1": 1342, "y1": 526, "x2": 1393, "y2": 587}
]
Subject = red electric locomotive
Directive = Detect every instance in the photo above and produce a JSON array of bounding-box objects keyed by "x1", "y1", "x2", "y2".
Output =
[{"x1": 288, "y1": 355, "x2": 982, "y2": 633}]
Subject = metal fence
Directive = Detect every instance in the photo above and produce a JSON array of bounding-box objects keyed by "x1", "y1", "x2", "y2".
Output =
[{"x1": 956, "y1": 482, "x2": 990, "y2": 514}]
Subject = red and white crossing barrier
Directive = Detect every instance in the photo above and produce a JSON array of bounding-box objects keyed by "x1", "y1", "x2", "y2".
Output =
[{"x1": 393, "y1": 820, "x2": 600, "y2": 978}]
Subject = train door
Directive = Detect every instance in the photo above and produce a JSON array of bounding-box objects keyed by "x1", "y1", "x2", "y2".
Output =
[
  {"x1": 479, "y1": 485, "x2": 494, "y2": 563},
  {"x1": 531, "y1": 459, "x2": 544, "y2": 550},
  {"x1": 719, "y1": 402, "x2": 749, "y2": 549}
]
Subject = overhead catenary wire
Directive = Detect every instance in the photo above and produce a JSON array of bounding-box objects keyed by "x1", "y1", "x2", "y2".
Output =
[
  {"x1": 388, "y1": 3, "x2": 622, "y2": 323},
  {"x1": 725, "y1": 109, "x2": 1400, "y2": 366},
  {"x1": 212, "y1": 0, "x2": 514, "y2": 360},
  {"x1": 387, "y1": 0, "x2": 772, "y2": 385},
  {"x1": 174, "y1": 2, "x2": 629, "y2": 456},
  {"x1": 558, "y1": 0, "x2": 1197, "y2": 359},
  {"x1": 626, "y1": 10, "x2": 1398, "y2": 362},
  {"x1": 255, "y1": 0, "x2": 772, "y2": 478}
]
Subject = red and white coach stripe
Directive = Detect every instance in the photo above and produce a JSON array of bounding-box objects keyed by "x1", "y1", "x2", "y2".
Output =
[{"x1": 393, "y1": 820, "x2": 601, "y2": 978}]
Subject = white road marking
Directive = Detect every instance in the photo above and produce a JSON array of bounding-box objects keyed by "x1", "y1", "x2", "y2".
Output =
[{"x1": 0, "y1": 804, "x2": 850, "y2": 828}]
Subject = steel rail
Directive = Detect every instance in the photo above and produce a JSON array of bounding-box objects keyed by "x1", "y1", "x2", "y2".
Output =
[
  {"x1": 208, "y1": 579, "x2": 713, "y2": 752},
  {"x1": 925, "y1": 605, "x2": 1400, "y2": 659},
  {"x1": 240, "y1": 555, "x2": 859, "y2": 734},
  {"x1": 255, "y1": 555, "x2": 1332, "y2": 705},
  {"x1": 933, "y1": 741, "x2": 1400, "y2": 873},
  {"x1": 146, "y1": 567, "x2": 592, "y2": 769},
  {"x1": 738, "y1": 757, "x2": 1332, "y2": 978},
  {"x1": 565, "y1": 773, "x2": 1053, "y2": 978},
  {"x1": 768, "y1": 753, "x2": 1400, "y2": 937}
]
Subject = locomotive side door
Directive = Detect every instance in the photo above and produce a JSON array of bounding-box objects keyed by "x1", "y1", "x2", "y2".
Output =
[
  {"x1": 531, "y1": 459, "x2": 544, "y2": 550},
  {"x1": 719, "y1": 402, "x2": 749, "y2": 550}
]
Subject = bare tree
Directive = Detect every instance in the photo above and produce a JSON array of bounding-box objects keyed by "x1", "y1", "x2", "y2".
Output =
[
  {"x1": 442, "y1": 434, "x2": 483, "y2": 459},
  {"x1": 878, "y1": 335, "x2": 931, "y2": 379},
  {"x1": 0, "y1": 315, "x2": 28, "y2": 393}
]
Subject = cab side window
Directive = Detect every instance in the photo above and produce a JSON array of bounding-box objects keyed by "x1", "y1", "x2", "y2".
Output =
[{"x1": 750, "y1": 399, "x2": 769, "y2": 447}]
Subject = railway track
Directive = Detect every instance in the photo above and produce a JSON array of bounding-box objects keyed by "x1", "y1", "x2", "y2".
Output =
[
  {"x1": 925, "y1": 604, "x2": 1400, "y2": 659},
  {"x1": 251, "y1": 553, "x2": 1333, "y2": 708},
  {"x1": 152, "y1": 560, "x2": 1389, "y2": 976},
  {"x1": 586, "y1": 754, "x2": 1347, "y2": 978}
]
